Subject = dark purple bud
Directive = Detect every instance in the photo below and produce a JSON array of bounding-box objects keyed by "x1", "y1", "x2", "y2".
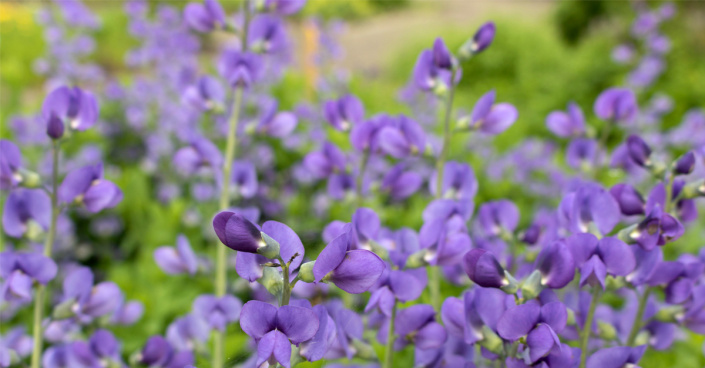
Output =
[
  {"x1": 535, "y1": 240, "x2": 575, "y2": 289},
  {"x1": 212, "y1": 211, "x2": 264, "y2": 253},
  {"x1": 594, "y1": 88, "x2": 638, "y2": 124},
  {"x1": 432, "y1": 38, "x2": 453, "y2": 70},
  {"x1": 463, "y1": 249, "x2": 506, "y2": 289},
  {"x1": 626, "y1": 135, "x2": 652, "y2": 167},
  {"x1": 520, "y1": 224, "x2": 541, "y2": 245},
  {"x1": 459, "y1": 21, "x2": 496, "y2": 58},
  {"x1": 46, "y1": 114, "x2": 64, "y2": 140},
  {"x1": 610, "y1": 183, "x2": 645, "y2": 216},
  {"x1": 674, "y1": 151, "x2": 695, "y2": 175}
]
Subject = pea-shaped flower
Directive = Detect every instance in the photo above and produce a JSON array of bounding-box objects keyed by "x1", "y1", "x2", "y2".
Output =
[
  {"x1": 534, "y1": 240, "x2": 576, "y2": 289},
  {"x1": 68, "y1": 329, "x2": 122, "y2": 368},
  {"x1": 192, "y1": 294, "x2": 242, "y2": 331},
  {"x1": 0, "y1": 251, "x2": 57, "y2": 303},
  {"x1": 323, "y1": 95, "x2": 365, "y2": 132},
  {"x1": 138, "y1": 335, "x2": 195, "y2": 368},
  {"x1": 310, "y1": 224, "x2": 385, "y2": 294},
  {"x1": 240, "y1": 300, "x2": 320, "y2": 368},
  {"x1": 218, "y1": 50, "x2": 262, "y2": 88},
  {"x1": 58, "y1": 163, "x2": 123, "y2": 213},
  {"x1": 477, "y1": 200, "x2": 519, "y2": 238},
  {"x1": 567, "y1": 233, "x2": 636, "y2": 289},
  {"x1": 0, "y1": 140, "x2": 39, "y2": 189},
  {"x1": 154, "y1": 235, "x2": 199, "y2": 275},
  {"x1": 212, "y1": 211, "x2": 280, "y2": 259},
  {"x1": 459, "y1": 90, "x2": 518, "y2": 135},
  {"x1": 497, "y1": 300, "x2": 568, "y2": 364},
  {"x1": 463, "y1": 249, "x2": 509, "y2": 289},
  {"x1": 377, "y1": 115, "x2": 426, "y2": 158},
  {"x1": 183, "y1": 0, "x2": 226, "y2": 33},
  {"x1": 392, "y1": 304, "x2": 447, "y2": 351},
  {"x1": 2, "y1": 189, "x2": 50, "y2": 238},
  {"x1": 41, "y1": 86, "x2": 99, "y2": 132},
  {"x1": 594, "y1": 87, "x2": 638, "y2": 124},
  {"x1": 248, "y1": 15, "x2": 287, "y2": 54},
  {"x1": 545, "y1": 102, "x2": 586, "y2": 138}
]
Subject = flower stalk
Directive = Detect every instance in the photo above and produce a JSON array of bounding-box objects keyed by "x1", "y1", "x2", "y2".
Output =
[
  {"x1": 382, "y1": 302, "x2": 398, "y2": 368},
  {"x1": 579, "y1": 287, "x2": 601, "y2": 368},
  {"x1": 626, "y1": 287, "x2": 651, "y2": 346}
]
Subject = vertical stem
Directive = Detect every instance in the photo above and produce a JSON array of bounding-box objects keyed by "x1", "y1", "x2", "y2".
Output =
[
  {"x1": 664, "y1": 175, "x2": 675, "y2": 214},
  {"x1": 355, "y1": 150, "x2": 370, "y2": 208},
  {"x1": 579, "y1": 287, "x2": 601, "y2": 368},
  {"x1": 280, "y1": 261, "x2": 291, "y2": 307},
  {"x1": 382, "y1": 301, "x2": 398, "y2": 368},
  {"x1": 30, "y1": 141, "x2": 60, "y2": 368},
  {"x1": 428, "y1": 70, "x2": 457, "y2": 312},
  {"x1": 626, "y1": 287, "x2": 651, "y2": 346}
]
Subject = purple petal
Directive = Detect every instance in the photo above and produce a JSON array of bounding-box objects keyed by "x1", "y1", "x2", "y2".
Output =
[
  {"x1": 597, "y1": 237, "x2": 635, "y2": 276},
  {"x1": 497, "y1": 301, "x2": 541, "y2": 340},
  {"x1": 276, "y1": 305, "x2": 320, "y2": 344},
  {"x1": 480, "y1": 103, "x2": 518, "y2": 134},
  {"x1": 527, "y1": 324, "x2": 556, "y2": 363},
  {"x1": 262, "y1": 221, "x2": 304, "y2": 271},
  {"x1": 539, "y1": 302, "x2": 567, "y2": 333},
  {"x1": 329, "y1": 250, "x2": 385, "y2": 294},
  {"x1": 313, "y1": 227, "x2": 351, "y2": 282},
  {"x1": 240, "y1": 300, "x2": 277, "y2": 340},
  {"x1": 389, "y1": 269, "x2": 425, "y2": 302},
  {"x1": 257, "y1": 330, "x2": 291, "y2": 368},
  {"x1": 579, "y1": 255, "x2": 607, "y2": 289}
]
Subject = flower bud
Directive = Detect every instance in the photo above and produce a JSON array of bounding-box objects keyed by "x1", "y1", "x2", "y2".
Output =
[
  {"x1": 626, "y1": 135, "x2": 652, "y2": 167},
  {"x1": 298, "y1": 261, "x2": 315, "y2": 283},
  {"x1": 681, "y1": 179, "x2": 704, "y2": 199},
  {"x1": 478, "y1": 325, "x2": 503, "y2": 354},
  {"x1": 17, "y1": 168, "x2": 42, "y2": 188},
  {"x1": 405, "y1": 249, "x2": 430, "y2": 269},
  {"x1": 46, "y1": 113, "x2": 65, "y2": 140},
  {"x1": 520, "y1": 269, "x2": 544, "y2": 300},
  {"x1": 598, "y1": 320, "x2": 618, "y2": 340},
  {"x1": 458, "y1": 21, "x2": 496, "y2": 60},
  {"x1": 673, "y1": 151, "x2": 695, "y2": 175},
  {"x1": 258, "y1": 267, "x2": 283, "y2": 297},
  {"x1": 258, "y1": 231, "x2": 281, "y2": 259},
  {"x1": 654, "y1": 305, "x2": 684, "y2": 323},
  {"x1": 463, "y1": 249, "x2": 507, "y2": 289}
]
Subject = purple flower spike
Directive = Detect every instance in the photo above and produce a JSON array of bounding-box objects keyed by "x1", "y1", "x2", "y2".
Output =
[
  {"x1": 626, "y1": 135, "x2": 652, "y2": 167},
  {"x1": 323, "y1": 95, "x2": 365, "y2": 132},
  {"x1": 463, "y1": 249, "x2": 506, "y2": 289},
  {"x1": 0, "y1": 140, "x2": 24, "y2": 189},
  {"x1": 465, "y1": 90, "x2": 518, "y2": 135},
  {"x1": 477, "y1": 200, "x2": 519, "y2": 237},
  {"x1": 594, "y1": 88, "x2": 638, "y2": 124},
  {"x1": 312, "y1": 227, "x2": 385, "y2": 294},
  {"x1": 212, "y1": 211, "x2": 264, "y2": 253},
  {"x1": 154, "y1": 235, "x2": 199, "y2": 275},
  {"x1": 193, "y1": 294, "x2": 242, "y2": 331},
  {"x1": 377, "y1": 115, "x2": 426, "y2": 158},
  {"x1": 42, "y1": 85, "x2": 99, "y2": 131},
  {"x1": 610, "y1": 183, "x2": 645, "y2": 216},
  {"x1": 58, "y1": 164, "x2": 122, "y2": 213},
  {"x1": 2, "y1": 189, "x2": 50, "y2": 238},
  {"x1": 183, "y1": 0, "x2": 225, "y2": 32},
  {"x1": 586, "y1": 346, "x2": 646, "y2": 368},
  {"x1": 218, "y1": 50, "x2": 262, "y2": 88},
  {"x1": 535, "y1": 240, "x2": 575, "y2": 289},
  {"x1": 546, "y1": 102, "x2": 586, "y2": 137}
]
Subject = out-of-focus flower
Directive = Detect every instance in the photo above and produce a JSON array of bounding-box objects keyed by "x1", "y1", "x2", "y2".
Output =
[{"x1": 58, "y1": 163, "x2": 123, "y2": 213}]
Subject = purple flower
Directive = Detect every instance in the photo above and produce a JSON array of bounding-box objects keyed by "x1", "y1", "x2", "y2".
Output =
[
  {"x1": 68, "y1": 330, "x2": 122, "y2": 367},
  {"x1": 459, "y1": 21, "x2": 496, "y2": 58},
  {"x1": 61, "y1": 267, "x2": 122, "y2": 319},
  {"x1": 560, "y1": 182, "x2": 620, "y2": 235},
  {"x1": 58, "y1": 163, "x2": 123, "y2": 213},
  {"x1": 535, "y1": 240, "x2": 576, "y2": 289},
  {"x1": 626, "y1": 135, "x2": 652, "y2": 167},
  {"x1": 380, "y1": 163, "x2": 423, "y2": 201},
  {"x1": 183, "y1": 0, "x2": 225, "y2": 32},
  {"x1": 429, "y1": 161, "x2": 478, "y2": 202},
  {"x1": 166, "y1": 314, "x2": 210, "y2": 351},
  {"x1": 377, "y1": 115, "x2": 426, "y2": 158},
  {"x1": 463, "y1": 249, "x2": 507, "y2": 289},
  {"x1": 460, "y1": 90, "x2": 518, "y2": 134},
  {"x1": 312, "y1": 225, "x2": 385, "y2": 293},
  {"x1": 2, "y1": 189, "x2": 50, "y2": 238},
  {"x1": 1, "y1": 328, "x2": 32, "y2": 364},
  {"x1": 41, "y1": 85, "x2": 99, "y2": 131},
  {"x1": 323, "y1": 95, "x2": 365, "y2": 131},
  {"x1": 154, "y1": 235, "x2": 199, "y2": 275},
  {"x1": 566, "y1": 138, "x2": 599, "y2": 169},
  {"x1": 674, "y1": 151, "x2": 695, "y2": 175},
  {"x1": 46, "y1": 113, "x2": 64, "y2": 140},
  {"x1": 110, "y1": 299, "x2": 144, "y2": 325},
  {"x1": 496, "y1": 300, "x2": 567, "y2": 363},
  {"x1": 0, "y1": 140, "x2": 25, "y2": 189},
  {"x1": 0, "y1": 251, "x2": 57, "y2": 302},
  {"x1": 231, "y1": 160, "x2": 258, "y2": 199},
  {"x1": 610, "y1": 183, "x2": 645, "y2": 216},
  {"x1": 432, "y1": 38, "x2": 454, "y2": 70},
  {"x1": 181, "y1": 76, "x2": 225, "y2": 112},
  {"x1": 393, "y1": 304, "x2": 447, "y2": 350},
  {"x1": 567, "y1": 233, "x2": 635, "y2": 289},
  {"x1": 256, "y1": 99, "x2": 298, "y2": 138},
  {"x1": 218, "y1": 50, "x2": 262, "y2": 88},
  {"x1": 212, "y1": 211, "x2": 267, "y2": 253},
  {"x1": 303, "y1": 142, "x2": 347, "y2": 179},
  {"x1": 260, "y1": 0, "x2": 306, "y2": 15},
  {"x1": 349, "y1": 114, "x2": 391, "y2": 152},
  {"x1": 235, "y1": 220, "x2": 304, "y2": 282},
  {"x1": 351, "y1": 207, "x2": 380, "y2": 249},
  {"x1": 299, "y1": 305, "x2": 336, "y2": 362},
  {"x1": 413, "y1": 49, "x2": 454, "y2": 94},
  {"x1": 173, "y1": 137, "x2": 223, "y2": 176},
  {"x1": 594, "y1": 88, "x2": 638, "y2": 124},
  {"x1": 477, "y1": 200, "x2": 519, "y2": 237},
  {"x1": 240, "y1": 300, "x2": 320, "y2": 368},
  {"x1": 546, "y1": 102, "x2": 586, "y2": 138},
  {"x1": 192, "y1": 294, "x2": 242, "y2": 331},
  {"x1": 248, "y1": 15, "x2": 288, "y2": 54},
  {"x1": 586, "y1": 346, "x2": 646, "y2": 368}
]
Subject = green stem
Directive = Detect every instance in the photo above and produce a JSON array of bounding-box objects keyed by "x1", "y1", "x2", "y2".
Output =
[
  {"x1": 626, "y1": 287, "x2": 651, "y2": 346},
  {"x1": 280, "y1": 260, "x2": 291, "y2": 307},
  {"x1": 664, "y1": 175, "x2": 675, "y2": 214},
  {"x1": 427, "y1": 70, "x2": 457, "y2": 312},
  {"x1": 382, "y1": 301, "x2": 398, "y2": 368},
  {"x1": 355, "y1": 149, "x2": 370, "y2": 207},
  {"x1": 579, "y1": 287, "x2": 601, "y2": 368},
  {"x1": 30, "y1": 141, "x2": 60, "y2": 368}
]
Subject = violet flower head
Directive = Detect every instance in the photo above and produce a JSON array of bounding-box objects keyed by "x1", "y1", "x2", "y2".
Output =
[
  {"x1": 181, "y1": 75, "x2": 225, "y2": 112},
  {"x1": 626, "y1": 134, "x2": 653, "y2": 167},
  {"x1": 323, "y1": 94, "x2": 365, "y2": 132},
  {"x1": 674, "y1": 151, "x2": 695, "y2": 175},
  {"x1": 567, "y1": 233, "x2": 635, "y2": 289},
  {"x1": 183, "y1": 0, "x2": 226, "y2": 32},
  {"x1": 235, "y1": 220, "x2": 304, "y2": 282},
  {"x1": 256, "y1": 99, "x2": 298, "y2": 138},
  {"x1": 0, "y1": 140, "x2": 25, "y2": 189},
  {"x1": 58, "y1": 163, "x2": 123, "y2": 213},
  {"x1": 218, "y1": 50, "x2": 262, "y2": 88},
  {"x1": 231, "y1": 160, "x2": 258, "y2": 199},
  {"x1": 193, "y1": 294, "x2": 242, "y2": 331},
  {"x1": 460, "y1": 90, "x2": 518, "y2": 135},
  {"x1": 535, "y1": 240, "x2": 575, "y2": 289},
  {"x1": 463, "y1": 249, "x2": 507, "y2": 289},
  {"x1": 311, "y1": 225, "x2": 385, "y2": 293},
  {"x1": 166, "y1": 314, "x2": 210, "y2": 352},
  {"x1": 61, "y1": 267, "x2": 122, "y2": 319},
  {"x1": 380, "y1": 163, "x2": 423, "y2": 200},
  {"x1": 610, "y1": 183, "x2": 646, "y2": 216},
  {"x1": 477, "y1": 200, "x2": 519, "y2": 237},
  {"x1": 429, "y1": 161, "x2": 478, "y2": 202},
  {"x1": 625, "y1": 185, "x2": 685, "y2": 250},
  {"x1": 351, "y1": 207, "x2": 380, "y2": 249},
  {"x1": 560, "y1": 182, "x2": 620, "y2": 235},
  {"x1": 393, "y1": 304, "x2": 447, "y2": 351},
  {"x1": 68, "y1": 329, "x2": 122, "y2": 367},
  {"x1": 154, "y1": 235, "x2": 199, "y2": 275},
  {"x1": 41, "y1": 85, "x2": 99, "y2": 131},
  {"x1": 594, "y1": 88, "x2": 638, "y2": 124},
  {"x1": 2, "y1": 188, "x2": 50, "y2": 238},
  {"x1": 303, "y1": 142, "x2": 347, "y2": 179},
  {"x1": 413, "y1": 41, "x2": 458, "y2": 94},
  {"x1": 566, "y1": 138, "x2": 599, "y2": 169},
  {"x1": 546, "y1": 102, "x2": 586, "y2": 138},
  {"x1": 459, "y1": 21, "x2": 496, "y2": 59},
  {"x1": 0, "y1": 251, "x2": 57, "y2": 302},
  {"x1": 240, "y1": 300, "x2": 320, "y2": 368},
  {"x1": 377, "y1": 115, "x2": 426, "y2": 158},
  {"x1": 248, "y1": 14, "x2": 288, "y2": 54},
  {"x1": 173, "y1": 137, "x2": 223, "y2": 176}
]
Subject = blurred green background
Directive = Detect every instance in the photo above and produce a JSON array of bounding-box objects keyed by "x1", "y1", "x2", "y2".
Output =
[{"x1": 1, "y1": 0, "x2": 704, "y2": 366}]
